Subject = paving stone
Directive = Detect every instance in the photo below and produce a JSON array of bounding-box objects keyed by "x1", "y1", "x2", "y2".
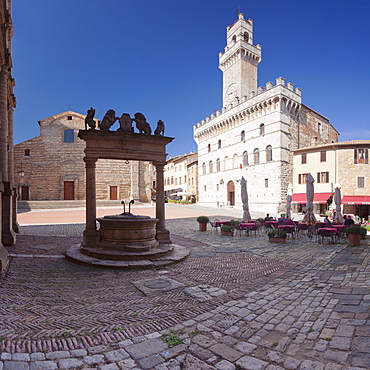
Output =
[
  {"x1": 30, "y1": 353, "x2": 45, "y2": 361},
  {"x1": 125, "y1": 339, "x2": 168, "y2": 360},
  {"x1": 117, "y1": 358, "x2": 137, "y2": 369},
  {"x1": 235, "y1": 355, "x2": 268, "y2": 370},
  {"x1": 180, "y1": 354, "x2": 216, "y2": 370},
  {"x1": 209, "y1": 343, "x2": 243, "y2": 362},
  {"x1": 70, "y1": 349, "x2": 87, "y2": 357},
  {"x1": 88, "y1": 346, "x2": 109, "y2": 354},
  {"x1": 30, "y1": 361, "x2": 58, "y2": 370},
  {"x1": 59, "y1": 358, "x2": 84, "y2": 369},
  {"x1": 192, "y1": 334, "x2": 217, "y2": 348},
  {"x1": 11, "y1": 353, "x2": 30, "y2": 361},
  {"x1": 214, "y1": 359, "x2": 236, "y2": 370},
  {"x1": 105, "y1": 349, "x2": 129, "y2": 362},
  {"x1": 45, "y1": 351, "x2": 70, "y2": 360},
  {"x1": 4, "y1": 362, "x2": 29, "y2": 370},
  {"x1": 299, "y1": 360, "x2": 324, "y2": 369},
  {"x1": 83, "y1": 354, "x2": 105, "y2": 365},
  {"x1": 283, "y1": 357, "x2": 301, "y2": 369},
  {"x1": 267, "y1": 351, "x2": 284, "y2": 363},
  {"x1": 234, "y1": 342, "x2": 256, "y2": 355},
  {"x1": 0, "y1": 355, "x2": 10, "y2": 361},
  {"x1": 329, "y1": 336, "x2": 351, "y2": 350},
  {"x1": 350, "y1": 354, "x2": 370, "y2": 368},
  {"x1": 334, "y1": 325, "x2": 355, "y2": 337},
  {"x1": 188, "y1": 344, "x2": 213, "y2": 360},
  {"x1": 351, "y1": 336, "x2": 370, "y2": 353},
  {"x1": 99, "y1": 364, "x2": 120, "y2": 370},
  {"x1": 324, "y1": 350, "x2": 348, "y2": 364}
]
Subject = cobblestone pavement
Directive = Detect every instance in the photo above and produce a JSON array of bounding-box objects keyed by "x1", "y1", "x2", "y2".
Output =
[{"x1": 0, "y1": 217, "x2": 369, "y2": 369}]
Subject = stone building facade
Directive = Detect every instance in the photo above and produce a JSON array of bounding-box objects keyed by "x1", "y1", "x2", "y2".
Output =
[
  {"x1": 14, "y1": 111, "x2": 152, "y2": 202},
  {"x1": 163, "y1": 152, "x2": 198, "y2": 201},
  {"x1": 292, "y1": 141, "x2": 370, "y2": 219},
  {"x1": 193, "y1": 13, "x2": 339, "y2": 214},
  {"x1": 0, "y1": 0, "x2": 16, "y2": 272}
]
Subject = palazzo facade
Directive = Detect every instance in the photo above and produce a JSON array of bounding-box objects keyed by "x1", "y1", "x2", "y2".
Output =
[
  {"x1": 0, "y1": 0, "x2": 16, "y2": 272},
  {"x1": 194, "y1": 13, "x2": 339, "y2": 214},
  {"x1": 14, "y1": 111, "x2": 153, "y2": 202}
]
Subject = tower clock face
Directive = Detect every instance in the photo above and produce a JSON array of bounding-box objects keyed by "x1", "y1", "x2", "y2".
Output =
[{"x1": 226, "y1": 83, "x2": 237, "y2": 102}]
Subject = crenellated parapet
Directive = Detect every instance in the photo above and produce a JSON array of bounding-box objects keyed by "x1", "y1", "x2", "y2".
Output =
[{"x1": 193, "y1": 77, "x2": 302, "y2": 142}]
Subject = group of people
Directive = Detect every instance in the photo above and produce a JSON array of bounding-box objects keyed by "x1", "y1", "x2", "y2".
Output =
[{"x1": 323, "y1": 214, "x2": 356, "y2": 226}]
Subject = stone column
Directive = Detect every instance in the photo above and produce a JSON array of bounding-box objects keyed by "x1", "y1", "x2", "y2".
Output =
[
  {"x1": 0, "y1": 172, "x2": 8, "y2": 273},
  {"x1": 154, "y1": 162, "x2": 171, "y2": 244},
  {"x1": 130, "y1": 160, "x2": 140, "y2": 201},
  {"x1": 82, "y1": 157, "x2": 100, "y2": 247},
  {"x1": 0, "y1": 66, "x2": 8, "y2": 182}
]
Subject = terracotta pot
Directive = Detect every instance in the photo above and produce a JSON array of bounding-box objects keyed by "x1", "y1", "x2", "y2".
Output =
[
  {"x1": 198, "y1": 223, "x2": 207, "y2": 231},
  {"x1": 269, "y1": 237, "x2": 286, "y2": 244},
  {"x1": 348, "y1": 233, "x2": 361, "y2": 246},
  {"x1": 221, "y1": 231, "x2": 234, "y2": 236}
]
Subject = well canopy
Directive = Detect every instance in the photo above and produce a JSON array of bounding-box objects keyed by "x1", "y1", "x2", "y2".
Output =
[{"x1": 292, "y1": 193, "x2": 332, "y2": 204}]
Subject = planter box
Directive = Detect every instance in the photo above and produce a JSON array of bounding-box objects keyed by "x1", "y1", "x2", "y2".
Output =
[
  {"x1": 221, "y1": 231, "x2": 234, "y2": 237},
  {"x1": 348, "y1": 233, "x2": 361, "y2": 246},
  {"x1": 198, "y1": 223, "x2": 207, "y2": 232},
  {"x1": 269, "y1": 237, "x2": 286, "y2": 244}
]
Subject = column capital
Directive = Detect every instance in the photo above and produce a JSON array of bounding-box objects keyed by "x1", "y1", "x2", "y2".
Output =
[{"x1": 84, "y1": 157, "x2": 98, "y2": 166}]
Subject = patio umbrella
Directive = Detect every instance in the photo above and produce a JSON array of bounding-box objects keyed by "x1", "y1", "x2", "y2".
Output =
[
  {"x1": 241, "y1": 176, "x2": 251, "y2": 222},
  {"x1": 334, "y1": 183, "x2": 343, "y2": 223},
  {"x1": 286, "y1": 183, "x2": 293, "y2": 219},
  {"x1": 303, "y1": 173, "x2": 317, "y2": 226}
]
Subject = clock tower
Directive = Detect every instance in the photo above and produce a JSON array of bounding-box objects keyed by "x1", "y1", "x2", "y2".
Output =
[{"x1": 219, "y1": 13, "x2": 262, "y2": 107}]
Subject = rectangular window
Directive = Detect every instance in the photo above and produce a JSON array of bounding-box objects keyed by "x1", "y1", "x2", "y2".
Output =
[
  {"x1": 354, "y1": 148, "x2": 368, "y2": 164},
  {"x1": 317, "y1": 172, "x2": 329, "y2": 183},
  {"x1": 175, "y1": 178, "x2": 177, "y2": 185},
  {"x1": 320, "y1": 151, "x2": 326, "y2": 162},
  {"x1": 265, "y1": 179, "x2": 268, "y2": 188},
  {"x1": 63, "y1": 129, "x2": 74, "y2": 143},
  {"x1": 298, "y1": 173, "x2": 308, "y2": 184},
  {"x1": 301, "y1": 153, "x2": 307, "y2": 164},
  {"x1": 358, "y1": 177, "x2": 365, "y2": 188},
  {"x1": 179, "y1": 177, "x2": 181, "y2": 184},
  {"x1": 24, "y1": 149, "x2": 30, "y2": 156}
]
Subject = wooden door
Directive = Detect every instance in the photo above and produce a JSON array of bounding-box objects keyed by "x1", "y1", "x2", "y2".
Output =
[
  {"x1": 227, "y1": 181, "x2": 235, "y2": 206},
  {"x1": 21, "y1": 186, "x2": 29, "y2": 200},
  {"x1": 110, "y1": 186, "x2": 118, "y2": 200},
  {"x1": 64, "y1": 181, "x2": 74, "y2": 200}
]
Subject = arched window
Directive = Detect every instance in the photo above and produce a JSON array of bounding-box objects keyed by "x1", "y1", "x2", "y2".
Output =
[
  {"x1": 253, "y1": 148, "x2": 260, "y2": 165},
  {"x1": 266, "y1": 145, "x2": 272, "y2": 162},
  {"x1": 218, "y1": 139, "x2": 221, "y2": 149},
  {"x1": 233, "y1": 154, "x2": 239, "y2": 169},
  {"x1": 259, "y1": 124, "x2": 265, "y2": 136},
  {"x1": 224, "y1": 156, "x2": 229, "y2": 170},
  {"x1": 241, "y1": 130, "x2": 245, "y2": 141},
  {"x1": 216, "y1": 158, "x2": 220, "y2": 172},
  {"x1": 209, "y1": 160, "x2": 213, "y2": 173},
  {"x1": 232, "y1": 35, "x2": 236, "y2": 44},
  {"x1": 208, "y1": 144, "x2": 211, "y2": 152},
  {"x1": 244, "y1": 32, "x2": 249, "y2": 43},
  {"x1": 202, "y1": 162, "x2": 206, "y2": 175},
  {"x1": 243, "y1": 151, "x2": 249, "y2": 166}
]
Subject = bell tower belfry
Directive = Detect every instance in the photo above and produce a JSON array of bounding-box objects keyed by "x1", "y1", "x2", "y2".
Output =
[{"x1": 219, "y1": 13, "x2": 262, "y2": 107}]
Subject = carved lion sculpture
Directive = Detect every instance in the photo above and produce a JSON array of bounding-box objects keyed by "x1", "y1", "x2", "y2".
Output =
[
  {"x1": 133, "y1": 112, "x2": 152, "y2": 134},
  {"x1": 154, "y1": 120, "x2": 165, "y2": 136},
  {"x1": 85, "y1": 107, "x2": 96, "y2": 130},
  {"x1": 118, "y1": 113, "x2": 134, "y2": 132},
  {"x1": 99, "y1": 109, "x2": 118, "y2": 131}
]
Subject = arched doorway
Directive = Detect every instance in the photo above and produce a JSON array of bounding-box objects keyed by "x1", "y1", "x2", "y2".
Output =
[{"x1": 227, "y1": 180, "x2": 235, "y2": 206}]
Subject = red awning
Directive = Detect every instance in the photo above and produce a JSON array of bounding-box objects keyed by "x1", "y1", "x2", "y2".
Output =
[
  {"x1": 292, "y1": 193, "x2": 333, "y2": 204},
  {"x1": 342, "y1": 195, "x2": 370, "y2": 205}
]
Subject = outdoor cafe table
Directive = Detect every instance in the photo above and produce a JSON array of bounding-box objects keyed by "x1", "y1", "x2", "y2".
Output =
[
  {"x1": 332, "y1": 225, "x2": 346, "y2": 231},
  {"x1": 240, "y1": 223, "x2": 256, "y2": 230},
  {"x1": 264, "y1": 221, "x2": 278, "y2": 227},
  {"x1": 215, "y1": 221, "x2": 231, "y2": 227},
  {"x1": 317, "y1": 227, "x2": 338, "y2": 235},
  {"x1": 278, "y1": 225, "x2": 295, "y2": 231}
]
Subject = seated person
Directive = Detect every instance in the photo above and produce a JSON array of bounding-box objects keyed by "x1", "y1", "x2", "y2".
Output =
[
  {"x1": 324, "y1": 215, "x2": 332, "y2": 225},
  {"x1": 343, "y1": 215, "x2": 355, "y2": 226},
  {"x1": 264, "y1": 213, "x2": 272, "y2": 222},
  {"x1": 285, "y1": 218, "x2": 295, "y2": 225},
  {"x1": 278, "y1": 215, "x2": 287, "y2": 223}
]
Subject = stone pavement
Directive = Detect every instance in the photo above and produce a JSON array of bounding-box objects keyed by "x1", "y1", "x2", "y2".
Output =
[{"x1": 0, "y1": 216, "x2": 369, "y2": 369}]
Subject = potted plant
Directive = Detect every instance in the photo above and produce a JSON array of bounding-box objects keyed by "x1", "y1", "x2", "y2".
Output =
[
  {"x1": 197, "y1": 216, "x2": 209, "y2": 231},
  {"x1": 221, "y1": 225, "x2": 234, "y2": 236},
  {"x1": 230, "y1": 219, "x2": 240, "y2": 228},
  {"x1": 268, "y1": 229, "x2": 287, "y2": 243},
  {"x1": 346, "y1": 225, "x2": 362, "y2": 246}
]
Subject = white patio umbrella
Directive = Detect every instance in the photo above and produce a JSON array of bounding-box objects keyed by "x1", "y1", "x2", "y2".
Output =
[
  {"x1": 334, "y1": 183, "x2": 343, "y2": 223},
  {"x1": 286, "y1": 183, "x2": 293, "y2": 219},
  {"x1": 303, "y1": 173, "x2": 317, "y2": 225},
  {"x1": 241, "y1": 176, "x2": 251, "y2": 222}
]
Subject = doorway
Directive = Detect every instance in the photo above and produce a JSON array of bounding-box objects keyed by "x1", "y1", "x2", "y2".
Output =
[
  {"x1": 227, "y1": 180, "x2": 235, "y2": 206},
  {"x1": 110, "y1": 186, "x2": 118, "y2": 200},
  {"x1": 64, "y1": 181, "x2": 75, "y2": 200},
  {"x1": 20, "y1": 186, "x2": 29, "y2": 200}
]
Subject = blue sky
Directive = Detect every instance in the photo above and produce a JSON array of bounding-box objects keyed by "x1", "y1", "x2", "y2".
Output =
[{"x1": 12, "y1": 0, "x2": 370, "y2": 157}]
